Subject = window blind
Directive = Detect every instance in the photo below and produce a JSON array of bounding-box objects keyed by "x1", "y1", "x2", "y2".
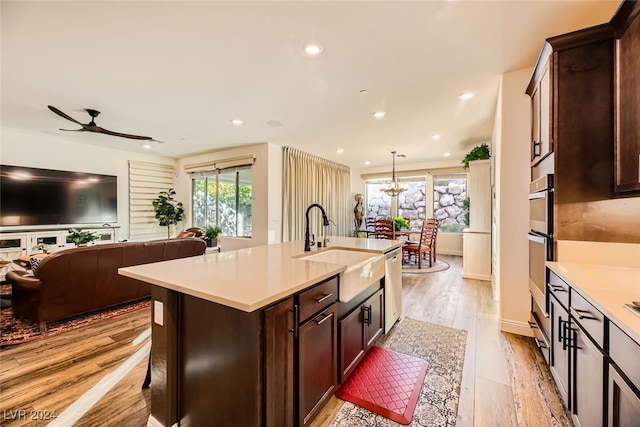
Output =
[
  {"x1": 128, "y1": 161, "x2": 175, "y2": 241},
  {"x1": 184, "y1": 154, "x2": 255, "y2": 175}
]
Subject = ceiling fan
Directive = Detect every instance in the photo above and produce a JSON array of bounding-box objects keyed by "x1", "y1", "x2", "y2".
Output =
[{"x1": 47, "y1": 105, "x2": 161, "y2": 142}]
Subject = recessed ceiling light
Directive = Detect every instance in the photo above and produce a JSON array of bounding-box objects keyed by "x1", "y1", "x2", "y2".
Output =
[
  {"x1": 365, "y1": 161, "x2": 371, "y2": 165},
  {"x1": 267, "y1": 120, "x2": 284, "y2": 127},
  {"x1": 459, "y1": 92, "x2": 474, "y2": 100},
  {"x1": 359, "y1": 90, "x2": 368, "y2": 95},
  {"x1": 372, "y1": 111, "x2": 386, "y2": 119},
  {"x1": 336, "y1": 148, "x2": 344, "y2": 154},
  {"x1": 303, "y1": 43, "x2": 323, "y2": 55},
  {"x1": 432, "y1": 134, "x2": 441, "y2": 140},
  {"x1": 143, "y1": 143, "x2": 152, "y2": 149},
  {"x1": 231, "y1": 119, "x2": 244, "y2": 125},
  {"x1": 444, "y1": 152, "x2": 451, "y2": 157}
]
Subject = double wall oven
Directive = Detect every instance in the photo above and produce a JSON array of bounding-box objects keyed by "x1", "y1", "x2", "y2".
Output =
[{"x1": 528, "y1": 174, "x2": 553, "y2": 337}]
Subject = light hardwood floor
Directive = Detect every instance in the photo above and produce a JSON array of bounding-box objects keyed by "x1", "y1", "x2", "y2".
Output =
[{"x1": 0, "y1": 255, "x2": 572, "y2": 426}]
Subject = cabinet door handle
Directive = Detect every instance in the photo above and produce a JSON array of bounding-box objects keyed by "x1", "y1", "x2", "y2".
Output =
[
  {"x1": 561, "y1": 320, "x2": 567, "y2": 350},
  {"x1": 549, "y1": 285, "x2": 566, "y2": 293},
  {"x1": 315, "y1": 293, "x2": 334, "y2": 304},
  {"x1": 363, "y1": 305, "x2": 371, "y2": 325},
  {"x1": 534, "y1": 338, "x2": 547, "y2": 349},
  {"x1": 315, "y1": 312, "x2": 333, "y2": 326},
  {"x1": 532, "y1": 140, "x2": 541, "y2": 157},
  {"x1": 289, "y1": 304, "x2": 299, "y2": 339},
  {"x1": 570, "y1": 306, "x2": 594, "y2": 321}
]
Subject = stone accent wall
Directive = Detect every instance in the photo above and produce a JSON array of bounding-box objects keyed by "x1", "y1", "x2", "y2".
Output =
[{"x1": 433, "y1": 180, "x2": 467, "y2": 229}]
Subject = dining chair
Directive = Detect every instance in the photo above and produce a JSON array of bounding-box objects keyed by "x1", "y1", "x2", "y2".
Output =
[
  {"x1": 403, "y1": 218, "x2": 439, "y2": 268},
  {"x1": 374, "y1": 219, "x2": 396, "y2": 240},
  {"x1": 365, "y1": 217, "x2": 377, "y2": 238}
]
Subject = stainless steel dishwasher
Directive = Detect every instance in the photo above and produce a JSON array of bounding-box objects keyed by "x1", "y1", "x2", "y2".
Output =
[{"x1": 384, "y1": 247, "x2": 402, "y2": 333}]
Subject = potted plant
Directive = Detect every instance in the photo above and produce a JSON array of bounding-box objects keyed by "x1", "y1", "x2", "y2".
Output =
[
  {"x1": 32, "y1": 243, "x2": 50, "y2": 254},
  {"x1": 67, "y1": 228, "x2": 99, "y2": 246},
  {"x1": 202, "y1": 225, "x2": 222, "y2": 247},
  {"x1": 462, "y1": 142, "x2": 491, "y2": 169},
  {"x1": 152, "y1": 188, "x2": 185, "y2": 239},
  {"x1": 391, "y1": 216, "x2": 410, "y2": 231}
]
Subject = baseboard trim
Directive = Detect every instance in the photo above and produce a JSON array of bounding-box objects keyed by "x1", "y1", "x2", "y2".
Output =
[
  {"x1": 147, "y1": 415, "x2": 165, "y2": 427},
  {"x1": 499, "y1": 319, "x2": 533, "y2": 337},
  {"x1": 461, "y1": 272, "x2": 491, "y2": 281},
  {"x1": 438, "y1": 249, "x2": 463, "y2": 256}
]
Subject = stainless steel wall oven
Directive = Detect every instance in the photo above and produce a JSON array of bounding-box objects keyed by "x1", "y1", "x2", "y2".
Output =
[{"x1": 528, "y1": 174, "x2": 553, "y2": 320}]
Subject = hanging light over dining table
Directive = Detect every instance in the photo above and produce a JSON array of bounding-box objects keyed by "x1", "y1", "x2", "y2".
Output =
[{"x1": 381, "y1": 151, "x2": 407, "y2": 196}]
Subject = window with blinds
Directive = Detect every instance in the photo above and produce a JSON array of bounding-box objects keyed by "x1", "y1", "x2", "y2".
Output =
[
  {"x1": 128, "y1": 161, "x2": 175, "y2": 241},
  {"x1": 186, "y1": 155, "x2": 255, "y2": 238}
]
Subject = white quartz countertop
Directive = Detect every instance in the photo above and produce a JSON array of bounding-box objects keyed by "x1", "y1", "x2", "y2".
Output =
[
  {"x1": 119, "y1": 236, "x2": 404, "y2": 312},
  {"x1": 546, "y1": 261, "x2": 640, "y2": 344}
]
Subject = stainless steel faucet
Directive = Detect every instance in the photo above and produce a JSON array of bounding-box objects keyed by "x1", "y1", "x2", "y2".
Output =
[{"x1": 304, "y1": 203, "x2": 330, "y2": 251}]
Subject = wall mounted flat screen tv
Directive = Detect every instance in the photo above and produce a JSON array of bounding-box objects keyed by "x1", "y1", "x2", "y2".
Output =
[{"x1": 0, "y1": 165, "x2": 118, "y2": 226}]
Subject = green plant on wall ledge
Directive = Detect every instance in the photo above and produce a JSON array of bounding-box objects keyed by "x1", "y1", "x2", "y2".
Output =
[
  {"x1": 152, "y1": 188, "x2": 185, "y2": 239},
  {"x1": 462, "y1": 143, "x2": 491, "y2": 170}
]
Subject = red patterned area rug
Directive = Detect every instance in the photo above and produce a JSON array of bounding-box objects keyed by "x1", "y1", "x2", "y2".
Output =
[
  {"x1": 336, "y1": 346, "x2": 429, "y2": 425},
  {"x1": 0, "y1": 297, "x2": 151, "y2": 348}
]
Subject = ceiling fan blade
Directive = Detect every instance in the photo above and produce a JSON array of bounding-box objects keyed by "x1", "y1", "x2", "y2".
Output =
[
  {"x1": 48, "y1": 105, "x2": 84, "y2": 126},
  {"x1": 94, "y1": 126, "x2": 153, "y2": 141},
  {"x1": 59, "y1": 128, "x2": 87, "y2": 132}
]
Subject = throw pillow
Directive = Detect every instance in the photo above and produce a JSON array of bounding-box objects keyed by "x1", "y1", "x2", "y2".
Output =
[{"x1": 30, "y1": 257, "x2": 42, "y2": 276}]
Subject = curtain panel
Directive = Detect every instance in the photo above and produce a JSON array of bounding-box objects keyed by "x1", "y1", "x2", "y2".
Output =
[{"x1": 282, "y1": 147, "x2": 351, "y2": 241}]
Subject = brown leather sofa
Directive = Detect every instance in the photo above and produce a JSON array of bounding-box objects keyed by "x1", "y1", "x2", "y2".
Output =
[{"x1": 6, "y1": 238, "x2": 206, "y2": 330}]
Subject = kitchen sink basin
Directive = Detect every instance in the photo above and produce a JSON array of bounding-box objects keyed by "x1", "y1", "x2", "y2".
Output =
[{"x1": 296, "y1": 249, "x2": 385, "y2": 302}]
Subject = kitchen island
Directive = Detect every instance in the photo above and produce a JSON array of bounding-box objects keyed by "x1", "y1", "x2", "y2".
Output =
[{"x1": 119, "y1": 237, "x2": 404, "y2": 427}]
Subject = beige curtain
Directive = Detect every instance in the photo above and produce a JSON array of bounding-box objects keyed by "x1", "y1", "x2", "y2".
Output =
[{"x1": 282, "y1": 147, "x2": 351, "y2": 241}]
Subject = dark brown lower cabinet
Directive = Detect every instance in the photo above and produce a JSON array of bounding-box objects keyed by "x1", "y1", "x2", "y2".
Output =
[
  {"x1": 570, "y1": 322, "x2": 605, "y2": 427},
  {"x1": 298, "y1": 303, "x2": 338, "y2": 427},
  {"x1": 265, "y1": 297, "x2": 295, "y2": 427},
  {"x1": 339, "y1": 288, "x2": 383, "y2": 382},
  {"x1": 550, "y1": 293, "x2": 570, "y2": 408},
  {"x1": 608, "y1": 363, "x2": 640, "y2": 427}
]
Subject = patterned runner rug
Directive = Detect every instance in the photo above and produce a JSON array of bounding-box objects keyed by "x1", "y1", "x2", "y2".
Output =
[
  {"x1": 330, "y1": 318, "x2": 467, "y2": 427},
  {"x1": 0, "y1": 297, "x2": 151, "y2": 347}
]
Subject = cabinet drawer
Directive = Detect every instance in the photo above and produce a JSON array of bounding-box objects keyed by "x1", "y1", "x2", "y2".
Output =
[
  {"x1": 298, "y1": 276, "x2": 338, "y2": 323},
  {"x1": 570, "y1": 289, "x2": 604, "y2": 348},
  {"x1": 531, "y1": 296, "x2": 550, "y2": 341},
  {"x1": 548, "y1": 270, "x2": 569, "y2": 309},
  {"x1": 530, "y1": 311, "x2": 550, "y2": 364},
  {"x1": 609, "y1": 323, "x2": 640, "y2": 388}
]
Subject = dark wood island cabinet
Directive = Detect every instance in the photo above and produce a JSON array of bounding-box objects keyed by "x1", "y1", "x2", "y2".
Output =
[{"x1": 149, "y1": 275, "x2": 341, "y2": 427}]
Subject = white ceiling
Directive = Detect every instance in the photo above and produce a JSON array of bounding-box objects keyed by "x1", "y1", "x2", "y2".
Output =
[{"x1": 1, "y1": 1, "x2": 621, "y2": 170}]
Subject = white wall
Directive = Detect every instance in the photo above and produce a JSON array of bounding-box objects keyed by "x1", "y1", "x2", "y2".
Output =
[
  {"x1": 494, "y1": 67, "x2": 534, "y2": 337},
  {"x1": 175, "y1": 142, "x2": 282, "y2": 251},
  {"x1": 0, "y1": 128, "x2": 175, "y2": 240}
]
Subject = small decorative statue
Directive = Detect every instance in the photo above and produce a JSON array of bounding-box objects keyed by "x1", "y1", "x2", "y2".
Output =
[{"x1": 354, "y1": 193, "x2": 364, "y2": 230}]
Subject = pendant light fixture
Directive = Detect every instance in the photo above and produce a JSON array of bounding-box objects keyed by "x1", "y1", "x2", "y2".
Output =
[{"x1": 381, "y1": 151, "x2": 407, "y2": 196}]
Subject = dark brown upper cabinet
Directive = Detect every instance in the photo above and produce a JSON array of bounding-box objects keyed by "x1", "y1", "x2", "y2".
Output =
[
  {"x1": 527, "y1": 45, "x2": 553, "y2": 168},
  {"x1": 612, "y1": 1, "x2": 640, "y2": 193}
]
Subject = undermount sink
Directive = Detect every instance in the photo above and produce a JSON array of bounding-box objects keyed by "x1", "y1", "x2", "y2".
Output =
[{"x1": 296, "y1": 249, "x2": 385, "y2": 302}]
